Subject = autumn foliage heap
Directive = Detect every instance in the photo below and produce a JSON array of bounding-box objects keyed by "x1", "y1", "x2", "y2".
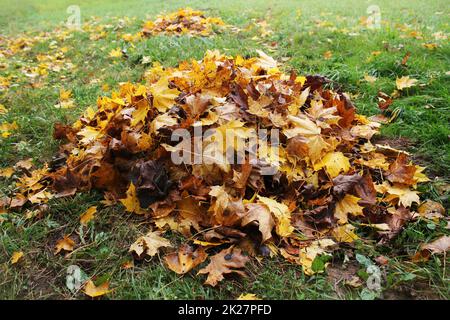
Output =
[
  {"x1": 142, "y1": 8, "x2": 227, "y2": 36},
  {"x1": 7, "y1": 50, "x2": 432, "y2": 285}
]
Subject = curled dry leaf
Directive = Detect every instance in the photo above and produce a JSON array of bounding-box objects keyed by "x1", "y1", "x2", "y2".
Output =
[
  {"x1": 418, "y1": 200, "x2": 445, "y2": 220},
  {"x1": 54, "y1": 235, "x2": 75, "y2": 255},
  {"x1": 165, "y1": 244, "x2": 208, "y2": 274},
  {"x1": 15, "y1": 158, "x2": 33, "y2": 170},
  {"x1": 129, "y1": 230, "x2": 172, "y2": 259},
  {"x1": 421, "y1": 235, "x2": 450, "y2": 254},
  {"x1": 242, "y1": 203, "x2": 275, "y2": 242},
  {"x1": 197, "y1": 247, "x2": 249, "y2": 286},
  {"x1": 413, "y1": 236, "x2": 450, "y2": 262},
  {"x1": 256, "y1": 196, "x2": 293, "y2": 237}
]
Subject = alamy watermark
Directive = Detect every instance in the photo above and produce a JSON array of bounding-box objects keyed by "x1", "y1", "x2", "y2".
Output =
[
  {"x1": 366, "y1": 5, "x2": 381, "y2": 29},
  {"x1": 66, "y1": 5, "x2": 81, "y2": 30}
]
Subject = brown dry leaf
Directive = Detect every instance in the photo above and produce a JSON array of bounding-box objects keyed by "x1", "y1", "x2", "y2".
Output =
[
  {"x1": 413, "y1": 236, "x2": 450, "y2": 262},
  {"x1": 15, "y1": 158, "x2": 33, "y2": 170},
  {"x1": 80, "y1": 206, "x2": 97, "y2": 225},
  {"x1": 129, "y1": 230, "x2": 172, "y2": 258},
  {"x1": 386, "y1": 153, "x2": 416, "y2": 185},
  {"x1": 418, "y1": 200, "x2": 445, "y2": 220},
  {"x1": 198, "y1": 247, "x2": 249, "y2": 286},
  {"x1": 83, "y1": 280, "x2": 112, "y2": 298},
  {"x1": 165, "y1": 244, "x2": 208, "y2": 274},
  {"x1": 323, "y1": 51, "x2": 333, "y2": 59},
  {"x1": 242, "y1": 203, "x2": 275, "y2": 242},
  {"x1": 421, "y1": 236, "x2": 450, "y2": 254},
  {"x1": 54, "y1": 235, "x2": 75, "y2": 255}
]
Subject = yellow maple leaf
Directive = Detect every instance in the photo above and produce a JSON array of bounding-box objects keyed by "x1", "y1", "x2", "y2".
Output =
[
  {"x1": 0, "y1": 121, "x2": 18, "y2": 138},
  {"x1": 80, "y1": 206, "x2": 97, "y2": 225},
  {"x1": 77, "y1": 126, "x2": 103, "y2": 145},
  {"x1": 59, "y1": 88, "x2": 72, "y2": 101},
  {"x1": 257, "y1": 195, "x2": 293, "y2": 237},
  {"x1": 313, "y1": 152, "x2": 350, "y2": 178},
  {"x1": 355, "y1": 152, "x2": 389, "y2": 170},
  {"x1": 332, "y1": 224, "x2": 359, "y2": 242},
  {"x1": 237, "y1": 293, "x2": 262, "y2": 300},
  {"x1": 0, "y1": 167, "x2": 14, "y2": 178},
  {"x1": 335, "y1": 194, "x2": 364, "y2": 224},
  {"x1": 129, "y1": 230, "x2": 172, "y2": 258},
  {"x1": 364, "y1": 74, "x2": 377, "y2": 83},
  {"x1": 375, "y1": 182, "x2": 420, "y2": 207},
  {"x1": 413, "y1": 165, "x2": 429, "y2": 185},
  {"x1": 131, "y1": 100, "x2": 150, "y2": 126},
  {"x1": 0, "y1": 104, "x2": 7, "y2": 114},
  {"x1": 284, "y1": 115, "x2": 321, "y2": 138},
  {"x1": 109, "y1": 48, "x2": 123, "y2": 58},
  {"x1": 11, "y1": 251, "x2": 24, "y2": 264},
  {"x1": 149, "y1": 77, "x2": 180, "y2": 113},
  {"x1": 120, "y1": 182, "x2": 144, "y2": 214},
  {"x1": 307, "y1": 134, "x2": 330, "y2": 163},
  {"x1": 54, "y1": 235, "x2": 75, "y2": 255},
  {"x1": 83, "y1": 280, "x2": 112, "y2": 298},
  {"x1": 298, "y1": 239, "x2": 335, "y2": 275},
  {"x1": 396, "y1": 76, "x2": 418, "y2": 90},
  {"x1": 422, "y1": 43, "x2": 438, "y2": 50}
]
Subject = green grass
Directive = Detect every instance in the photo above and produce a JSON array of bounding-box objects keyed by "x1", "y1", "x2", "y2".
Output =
[{"x1": 0, "y1": 0, "x2": 449, "y2": 299}]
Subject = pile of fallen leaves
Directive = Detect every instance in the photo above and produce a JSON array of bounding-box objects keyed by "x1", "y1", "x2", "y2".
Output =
[
  {"x1": 4, "y1": 50, "x2": 445, "y2": 287},
  {"x1": 142, "y1": 8, "x2": 227, "y2": 36}
]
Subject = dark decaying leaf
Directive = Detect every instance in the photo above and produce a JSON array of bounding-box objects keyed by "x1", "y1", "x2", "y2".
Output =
[{"x1": 130, "y1": 159, "x2": 172, "y2": 208}]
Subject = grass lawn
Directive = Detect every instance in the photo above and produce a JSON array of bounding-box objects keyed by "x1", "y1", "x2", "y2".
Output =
[{"x1": 0, "y1": 0, "x2": 449, "y2": 299}]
